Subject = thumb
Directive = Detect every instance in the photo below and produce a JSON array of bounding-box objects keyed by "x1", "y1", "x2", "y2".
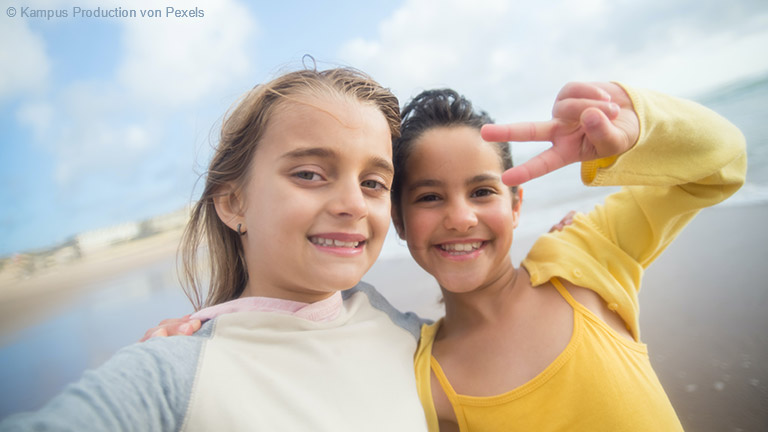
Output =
[{"x1": 580, "y1": 107, "x2": 626, "y2": 157}]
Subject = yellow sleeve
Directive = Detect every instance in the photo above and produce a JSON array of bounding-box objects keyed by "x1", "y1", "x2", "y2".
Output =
[{"x1": 523, "y1": 84, "x2": 747, "y2": 340}]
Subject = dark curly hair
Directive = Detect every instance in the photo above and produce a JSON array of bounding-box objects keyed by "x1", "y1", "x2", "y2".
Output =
[{"x1": 391, "y1": 88, "x2": 517, "y2": 224}]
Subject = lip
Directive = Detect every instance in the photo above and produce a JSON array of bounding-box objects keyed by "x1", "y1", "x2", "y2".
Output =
[
  {"x1": 433, "y1": 239, "x2": 487, "y2": 261},
  {"x1": 308, "y1": 232, "x2": 367, "y2": 257},
  {"x1": 309, "y1": 232, "x2": 367, "y2": 242}
]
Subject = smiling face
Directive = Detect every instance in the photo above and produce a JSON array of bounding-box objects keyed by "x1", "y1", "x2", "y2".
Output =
[
  {"x1": 398, "y1": 126, "x2": 520, "y2": 293},
  {"x1": 227, "y1": 95, "x2": 393, "y2": 302}
]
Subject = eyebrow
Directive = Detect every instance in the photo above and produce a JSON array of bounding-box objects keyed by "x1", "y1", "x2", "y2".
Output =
[
  {"x1": 407, "y1": 173, "x2": 500, "y2": 191},
  {"x1": 369, "y1": 156, "x2": 395, "y2": 178},
  {"x1": 281, "y1": 147, "x2": 394, "y2": 177},
  {"x1": 281, "y1": 147, "x2": 337, "y2": 160}
]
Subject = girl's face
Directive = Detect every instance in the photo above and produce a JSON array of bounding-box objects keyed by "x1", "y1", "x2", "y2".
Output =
[
  {"x1": 233, "y1": 96, "x2": 393, "y2": 302},
  {"x1": 398, "y1": 126, "x2": 520, "y2": 294}
]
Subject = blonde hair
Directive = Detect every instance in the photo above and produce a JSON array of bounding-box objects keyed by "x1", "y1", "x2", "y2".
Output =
[{"x1": 179, "y1": 67, "x2": 401, "y2": 310}]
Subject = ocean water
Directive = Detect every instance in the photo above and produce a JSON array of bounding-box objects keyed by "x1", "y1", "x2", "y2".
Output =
[
  {"x1": 0, "y1": 256, "x2": 192, "y2": 418},
  {"x1": 1, "y1": 75, "x2": 766, "y2": 424},
  {"x1": 696, "y1": 73, "x2": 768, "y2": 200}
]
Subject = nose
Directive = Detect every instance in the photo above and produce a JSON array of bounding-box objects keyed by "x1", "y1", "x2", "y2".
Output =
[
  {"x1": 328, "y1": 177, "x2": 368, "y2": 219},
  {"x1": 443, "y1": 198, "x2": 478, "y2": 232}
]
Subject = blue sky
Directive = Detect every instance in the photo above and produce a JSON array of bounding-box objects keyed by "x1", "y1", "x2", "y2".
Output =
[{"x1": 2, "y1": 0, "x2": 768, "y2": 256}]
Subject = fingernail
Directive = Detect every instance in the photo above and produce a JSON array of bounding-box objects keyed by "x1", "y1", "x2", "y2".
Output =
[
  {"x1": 179, "y1": 323, "x2": 192, "y2": 334},
  {"x1": 610, "y1": 103, "x2": 620, "y2": 116},
  {"x1": 151, "y1": 329, "x2": 164, "y2": 338}
]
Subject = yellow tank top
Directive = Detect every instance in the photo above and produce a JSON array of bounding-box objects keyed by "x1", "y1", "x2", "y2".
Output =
[{"x1": 413, "y1": 278, "x2": 684, "y2": 431}]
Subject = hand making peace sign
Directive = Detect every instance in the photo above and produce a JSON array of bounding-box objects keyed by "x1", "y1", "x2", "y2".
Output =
[{"x1": 481, "y1": 82, "x2": 640, "y2": 186}]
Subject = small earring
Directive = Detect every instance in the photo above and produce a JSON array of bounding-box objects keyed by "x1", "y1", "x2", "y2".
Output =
[{"x1": 237, "y1": 223, "x2": 247, "y2": 236}]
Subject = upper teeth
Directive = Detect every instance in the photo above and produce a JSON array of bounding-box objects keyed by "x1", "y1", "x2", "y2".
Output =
[
  {"x1": 440, "y1": 242, "x2": 482, "y2": 252},
  {"x1": 310, "y1": 237, "x2": 360, "y2": 248}
]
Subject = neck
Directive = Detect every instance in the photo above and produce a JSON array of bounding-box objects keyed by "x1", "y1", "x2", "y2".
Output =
[
  {"x1": 240, "y1": 282, "x2": 337, "y2": 304},
  {"x1": 440, "y1": 262, "x2": 524, "y2": 336}
]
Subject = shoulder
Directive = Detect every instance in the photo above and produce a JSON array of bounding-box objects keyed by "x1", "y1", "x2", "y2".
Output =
[
  {"x1": 558, "y1": 278, "x2": 635, "y2": 342},
  {"x1": 124, "y1": 325, "x2": 210, "y2": 368},
  {"x1": 90, "y1": 332, "x2": 209, "y2": 406},
  {"x1": 344, "y1": 281, "x2": 432, "y2": 339}
]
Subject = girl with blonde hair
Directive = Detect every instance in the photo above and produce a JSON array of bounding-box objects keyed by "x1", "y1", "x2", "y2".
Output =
[{"x1": 1, "y1": 67, "x2": 430, "y2": 432}]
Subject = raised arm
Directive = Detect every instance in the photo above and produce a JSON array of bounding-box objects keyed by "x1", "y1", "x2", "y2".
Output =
[
  {"x1": 577, "y1": 83, "x2": 746, "y2": 265},
  {"x1": 481, "y1": 82, "x2": 639, "y2": 186},
  {"x1": 522, "y1": 82, "x2": 747, "y2": 339}
]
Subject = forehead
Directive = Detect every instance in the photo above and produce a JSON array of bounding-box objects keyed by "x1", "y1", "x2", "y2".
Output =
[
  {"x1": 405, "y1": 126, "x2": 504, "y2": 179},
  {"x1": 270, "y1": 93, "x2": 378, "y2": 131},
  {"x1": 257, "y1": 95, "x2": 393, "y2": 160}
]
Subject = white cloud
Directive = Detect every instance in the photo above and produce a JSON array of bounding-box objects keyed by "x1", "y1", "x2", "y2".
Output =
[
  {"x1": 10, "y1": 0, "x2": 261, "y2": 190},
  {"x1": 117, "y1": 0, "x2": 259, "y2": 109},
  {"x1": 16, "y1": 101, "x2": 54, "y2": 139},
  {"x1": 0, "y1": 19, "x2": 50, "y2": 101},
  {"x1": 23, "y1": 81, "x2": 153, "y2": 185},
  {"x1": 0, "y1": 0, "x2": 258, "y2": 211},
  {"x1": 613, "y1": 25, "x2": 768, "y2": 97},
  {"x1": 340, "y1": 0, "x2": 768, "y2": 123},
  {"x1": 340, "y1": 0, "x2": 512, "y2": 98}
]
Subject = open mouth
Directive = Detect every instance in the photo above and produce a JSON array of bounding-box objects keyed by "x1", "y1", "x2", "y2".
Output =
[
  {"x1": 309, "y1": 236, "x2": 365, "y2": 249},
  {"x1": 437, "y1": 241, "x2": 484, "y2": 255}
]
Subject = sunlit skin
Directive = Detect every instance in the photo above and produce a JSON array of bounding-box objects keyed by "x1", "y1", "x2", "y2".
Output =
[
  {"x1": 399, "y1": 126, "x2": 521, "y2": 297},
  {"x1": 214, "y1": 96, "x2": 394, "y2": 304},
  {"x1": 395, "y1": 82, "x2": 640, "y2": 430},
  {"x1": 396, "y1": 127, "x2": 579, "y2": 427}
]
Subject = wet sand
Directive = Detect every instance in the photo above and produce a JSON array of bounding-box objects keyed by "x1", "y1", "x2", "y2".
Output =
[
  {"x1": 637, "y1": 203, "x2": 768, "y2": 431},
  {"x1": 1, "y1": 203, "x2": 766, "y2": 430}
]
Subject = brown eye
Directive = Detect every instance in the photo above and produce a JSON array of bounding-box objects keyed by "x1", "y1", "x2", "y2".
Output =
[
  {"x1": 416, "y1": 194, "x2": 440, "y2": 203},
  {"x1": 471, "y1": 188, "x2": 495, "y2": 198}
]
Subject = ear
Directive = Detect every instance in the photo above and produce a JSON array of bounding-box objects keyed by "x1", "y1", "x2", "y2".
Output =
[
  {"x1": 511, "y1": 187, "x2": 523, "y2": 229},
  {"x1": 391, "y1": 206, "x2": 406, "y2": 240},
  {"x1": 213, "y1": 184, "x2": 246, "y2": 233}
]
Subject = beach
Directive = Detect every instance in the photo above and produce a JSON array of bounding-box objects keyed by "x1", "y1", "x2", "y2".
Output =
[
  {"x1": 1, "y1": 202, "x2": 766, "y2": 430},
  {"x1": 0, "y1": 228, "x2": 185, "y2": 342},
  {"x1": 635, "y1": 202, "x2": 768, "y2": 431}
]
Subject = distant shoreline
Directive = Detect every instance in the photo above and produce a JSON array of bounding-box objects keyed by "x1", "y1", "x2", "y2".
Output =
[{"x1": 0, "y1": 228, "x2": 184, "y2": 340}]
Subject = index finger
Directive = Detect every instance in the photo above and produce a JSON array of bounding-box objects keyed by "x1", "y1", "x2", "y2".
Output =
[
  {"x1": 501, "y1": 146, "x2": 570, "y2": 186},
  {"x1": 481, "y1": 121, "x2": 556, "y2": 143}
]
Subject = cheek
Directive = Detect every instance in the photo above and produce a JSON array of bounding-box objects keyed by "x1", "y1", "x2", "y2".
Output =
[
  {"x1": 369, "y1": 199, "x2": 392, "y2": 235},
  {"x1": 402, "y1": 207, "x2": 437, "y2": 244},
  {"x1": 484, "y1": 204, "x2": 516, "y2": 239},
  {"x1": 246, "y1": 186, "x2": 307, "y2": 231}
]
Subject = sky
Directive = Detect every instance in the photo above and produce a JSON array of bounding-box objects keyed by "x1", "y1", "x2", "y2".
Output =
[{"x1": 1, "y1": 0, "x2": 768, "y2": 256}]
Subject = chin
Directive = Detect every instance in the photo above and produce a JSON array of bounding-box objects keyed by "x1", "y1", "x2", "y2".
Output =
[
  {"x1": 435, "y1": 274, "x2": 485, "y2": 294},
  {"x1": 316, "y1": 269, "x2": 367, "y2": 292},
  {"x1": 441, "y1": 285, "x2": 479, "y2": 295}
]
